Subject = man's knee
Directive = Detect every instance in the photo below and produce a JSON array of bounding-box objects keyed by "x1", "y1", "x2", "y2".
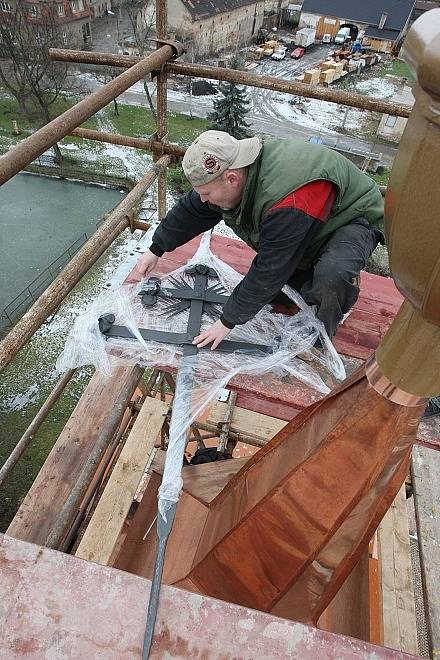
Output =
[
  {"x1": 314, "y1": 258, "x2": 358, "y2": 290},
  {"x1": 306, "y1": 259, "x2": 360, "y2": 314}
]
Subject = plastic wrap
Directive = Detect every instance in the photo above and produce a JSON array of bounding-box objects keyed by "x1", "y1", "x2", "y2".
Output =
[{"x1": 57, "y1": 232, "x2": 346, "y2": 518}]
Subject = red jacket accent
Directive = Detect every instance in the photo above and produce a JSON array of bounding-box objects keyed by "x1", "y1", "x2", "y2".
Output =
[{"x1": 268, "y1": 180, "x2": 337, "y2": 222}]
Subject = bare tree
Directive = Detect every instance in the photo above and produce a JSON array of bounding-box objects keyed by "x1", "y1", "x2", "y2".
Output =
[
  {"x1": 121, "y1": 0, "x2": 157, "y2": 121},
  {"x1": 89, "y1": 65, "x2": 123, "y2": 115},
  {"x1": 0, "y1": 0, "x2": 82, "y2": 162}
]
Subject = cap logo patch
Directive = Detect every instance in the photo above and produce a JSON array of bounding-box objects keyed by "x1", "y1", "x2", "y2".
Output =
[{"x1": 201, "y1": 154, "x2": 220, "y2": 173}]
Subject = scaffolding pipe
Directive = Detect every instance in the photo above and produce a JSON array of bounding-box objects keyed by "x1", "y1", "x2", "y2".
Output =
[
  {"x1": 71, "y1": 129, "x2": 388, "y2": 198},
  {"x1": 61, "y1": 401, "x2": 138, "y2": 553},
  {"x1": 71, "y1": 127, "x2": 185, "y2": 158},
  {"x1": 0, "y1": 156, "x2": 172, "y2": 374},
  {"x1": 156, "y1": 0, "x2": 168, "y2": 220},
  {"x1": 44, "y1": 366, "x2": 145, "y2": 549},
  {"x1": 0, "y1": 45, "x2": 180, "y2": 186},
  {"x1": 192, "y1": 421, "x2": 267, "y2": 448},
  {"x1": 0, "y1": 369, "x2": 76, "y2": 488},
  {"x1": 169, "y1": 61, "x2": 412, "y2": 118},
  {"x1": 49, "y1": 48, "x2": 412, "y2": 118}
]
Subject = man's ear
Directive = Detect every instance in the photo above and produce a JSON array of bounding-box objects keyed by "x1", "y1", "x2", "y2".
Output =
[{"x1": 224, "y1": 170, "x2": 241, "y2": 186}]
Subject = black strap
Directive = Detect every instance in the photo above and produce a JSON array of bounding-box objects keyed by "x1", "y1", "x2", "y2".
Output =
[{"x1": 102, "y1": 324, "x2": 273, "y2": 355}]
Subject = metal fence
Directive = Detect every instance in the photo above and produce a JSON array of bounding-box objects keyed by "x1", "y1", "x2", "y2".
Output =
[
  {"x1": 32, "y1": 153, "x2": 131, "y2": 182},
  {"x1": 0, "y1": 233, "x2": 88, "y2": 333}
]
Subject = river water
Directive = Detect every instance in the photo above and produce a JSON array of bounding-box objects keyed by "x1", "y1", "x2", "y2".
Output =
[
  {"x1": 0, "y1": 173, "x2": 131, "y2": 531},
  {"x1": 0, "y1": 173, "x2": 125, "y2": 315}
]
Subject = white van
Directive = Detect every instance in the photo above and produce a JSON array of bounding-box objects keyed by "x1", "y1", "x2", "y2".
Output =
[{"x1": 334, "y1": 27, "x2": 351, "y2": 44}]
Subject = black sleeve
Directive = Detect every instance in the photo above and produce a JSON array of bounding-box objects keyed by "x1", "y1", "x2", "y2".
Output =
[
  {"x1": 220, "y1": 208, "x2": 321, "y2": 327},
  {"x1": 149, "y1": 190, "x2": 222, "y2": 257}
]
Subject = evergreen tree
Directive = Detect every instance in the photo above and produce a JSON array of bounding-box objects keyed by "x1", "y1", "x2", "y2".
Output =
[{"x1": 207, "y1": 57, "x2": 251, "y2": 138}]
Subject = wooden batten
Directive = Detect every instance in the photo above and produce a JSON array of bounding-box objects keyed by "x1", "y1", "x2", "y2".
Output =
[
  {"x1": 412, "y1": 445, "x2": 440, "y2": 657},
  {"x1": 207, "y1": 401, "x2": 286, "y2": 445},
  {"x1": 377, "y1": 483, "x2": 418, "y2": 654},
  {"x1": 75, "y1": 397, "x2": 168, "y2": 565}
]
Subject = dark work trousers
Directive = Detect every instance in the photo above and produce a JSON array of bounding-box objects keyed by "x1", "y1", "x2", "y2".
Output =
[{"x1": 287, "y1": 218, "x2": 380, "y2": 339}]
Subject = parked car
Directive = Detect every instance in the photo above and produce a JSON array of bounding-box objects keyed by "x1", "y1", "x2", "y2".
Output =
[
  {"x1": 271, "y1": 47, "x2": 287, "y2": 61},
  {"x1": 322, "y1": 33, "x2": 332, "y2": 44},
  {"x1": 334, "y1": 27, "x2": 351, "y2": 45},
  {"x1": 290, "y1": 47, "x2": 305, "y2": 59},
  {"x1": 295, "y1": 26, "x2": 316, "y2": 49}
]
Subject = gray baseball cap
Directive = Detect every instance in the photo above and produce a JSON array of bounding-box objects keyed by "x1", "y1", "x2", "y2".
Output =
[{"x1": 182, "y1": 130, "x2": 262, "y2": 186}]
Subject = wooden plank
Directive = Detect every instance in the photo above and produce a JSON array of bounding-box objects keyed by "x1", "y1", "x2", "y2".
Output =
[
  {"x1": 75, "y1": 397, "x2": 168, "y2": 565},
  {"x1": 7, "y1": 366, "x2": 143, "y2": 546},
  {"x1": 412, "y1": 445, "x2": 440, "y2": 657},
  {"x1": 207, "y1": 401, "x2": 287, "y2": 442},
  {"x1": 377, "y1": 484, "x2": 418, "y2": 654}
]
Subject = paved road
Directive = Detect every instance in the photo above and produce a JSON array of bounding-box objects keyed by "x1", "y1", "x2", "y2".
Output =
[{"x1": 73, "y1": 39, "x2": 398, "y2": 167}]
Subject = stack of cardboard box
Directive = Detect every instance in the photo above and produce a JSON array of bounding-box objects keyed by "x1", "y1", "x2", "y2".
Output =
[
  {"x1": 328, "y1": 61, "x2": 345, "y2": 79},
  {"x1": 303, "y1": 68, "x2": 320, "y2": 84},
  {"x1": 319, "y1": 69, "x2": 336, "y2": 84}
]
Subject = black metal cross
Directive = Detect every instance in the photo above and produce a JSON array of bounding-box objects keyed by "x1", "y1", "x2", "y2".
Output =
[{"x1": 99, "y1": 264, "x2": 274, "y2": 355}]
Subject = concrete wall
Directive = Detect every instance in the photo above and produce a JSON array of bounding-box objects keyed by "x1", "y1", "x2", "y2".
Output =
[
  {"x1": 377, "y1": 85, "x2": 413, "y2": 141},
  {"x1": 377, "y1": 113, "x2": 408, "y2": 141},
  {"x1": 168, "y1": 2, "x2": 266, "y2": 56}
]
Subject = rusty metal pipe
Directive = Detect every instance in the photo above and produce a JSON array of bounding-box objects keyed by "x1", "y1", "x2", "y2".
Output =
[
  {"x1": 49, "y1": 49, "x2": 411, "y2": 118},
  {"x1": 60, "y1": 401, "x2": 137, "y2": 553},
  {"x1": 193, "y1": 421, "x2": 267, "y2": 448},
  {"x1": 71, "y1": 130, "x2": 388, "y2": 197},
  {"x1": 0, "y1": 156, "x2": 171, "y2": 373},
  {"x1": 71, "y1": 127, "x2": 185, "y2": 157},
  {"x1": 0, "y1": 369, "x2": 76, "y2": 488},
  {"x1": 156, "y1": 0, "x2": 168, "y2": 221},
  {"x1": 50, "y1": 47, "x2": 141, "y2": 67},
  {"x1": 44, "y1": 366, "x2": 144, "y2": 549},
  {"x1": 0, "y1": 46, "x2": 176, "y2": 186},
  {"x1": 169, "y1": 61, "x2": 411, "y2": 118}
]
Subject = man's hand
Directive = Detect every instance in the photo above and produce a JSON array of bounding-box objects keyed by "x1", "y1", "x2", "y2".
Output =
[
  {"x1": 192, "y1": 319, "x2": 231, "y2": 350},
  {"x1": 126, "y1": 249, "x2": 159, "y2": 283}
]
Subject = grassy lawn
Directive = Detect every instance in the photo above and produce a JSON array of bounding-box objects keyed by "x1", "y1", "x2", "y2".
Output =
[
  {"x1": 0, "y1": 89, "x2": 207, "y2": 148},
  {"x1": 106, "y1": 104, "x2": 208, "y2": 145},
  {"x1": 375, "y1": 58, "x2": 415, "y2": 80},
  {"x1": 0, "y1": 370, "x2": 92, "y2": 531},
  {"x1": 0, "y1": 93, "x2": 97, "y2": 136},
  {"x1": 368, "y1": 167, "x2": 390, "y2": 186}
]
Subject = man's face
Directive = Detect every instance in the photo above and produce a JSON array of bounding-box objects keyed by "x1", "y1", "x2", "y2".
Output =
[{"x1": 194, "y1": 171, "x2": 245, "y2": 210}]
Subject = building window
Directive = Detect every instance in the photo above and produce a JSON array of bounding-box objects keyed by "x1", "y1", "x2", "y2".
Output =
[
  {"x1": 30, "y1": 4, "x2": 38, "y2": 16},
  {"x1": 62, "y1": 31, "x2": 68, "y2": 44},
  {"x1": 36, "y1": 30, "x2": 42, "y2": 44},
  {"x1": 379, "y1": 12, "x2": 388, "y2": 29},
  {"x1": 58, "y1": 3, "x2": 65, "y2": 15},
  {"x1": 385, "y1": 115, "x2": 397, "y2": 128},
  {"x1": 71, "y1": 0, "x2": 84, "y2": 12},
  {"x1": 0, "y1": 1, "x2": 11, "y2": 11}
]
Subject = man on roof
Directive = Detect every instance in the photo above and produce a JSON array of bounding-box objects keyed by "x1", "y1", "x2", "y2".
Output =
[{"x1": 129, "y1": 130, "x2": 384, "y2": 350}]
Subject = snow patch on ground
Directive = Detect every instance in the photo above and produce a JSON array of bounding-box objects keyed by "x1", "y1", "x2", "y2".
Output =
[{"x1": 353, "y1": 77, "x2": 397, "y2": 98}]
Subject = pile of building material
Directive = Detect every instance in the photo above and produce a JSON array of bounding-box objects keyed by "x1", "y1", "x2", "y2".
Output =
[
  {"x1": 302, "y1": 68, "x2": 320, "y2": 84},
  {"x1": 297, "y1": 49, "x2": 379, "y2": 85},
  {"x1": 262, "y1": 39, "x2": 279, "y2": 56},
  {"x1": 322, "y1": 60, "x2": 346, "y2": 79},
  {"x1": 319, "y1": 68, "x2": 336, "y2": 84}
]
